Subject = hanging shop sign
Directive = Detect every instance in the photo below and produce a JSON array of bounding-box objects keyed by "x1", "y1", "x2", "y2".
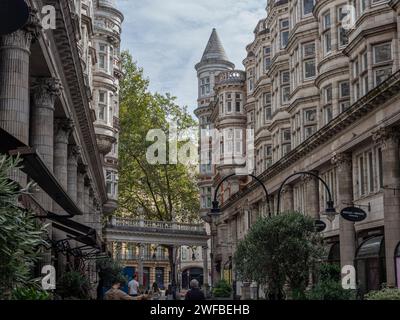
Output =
[
  {"x1": 314, "y1": 220, "x2": 327, "y2": 232},
  {"x1": 340, "y1": 207, "x2": 367, "y2": 222},
  {"x1": 0, "y1": 0, "x2": 30, "y2": 35}
]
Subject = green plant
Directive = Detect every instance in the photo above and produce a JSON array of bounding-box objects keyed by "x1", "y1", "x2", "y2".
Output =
[
  {"x1": 11, "y1": 285, "x2": 51, "y2": 300},
  {"x1": 212, "y1": 279, "x2": 232, "y2": 298},
  {"x1": 0, "y1": 155, "x2": 48, "y2": 300},
  {"x1": 365, "y1": 287, "x2": 400, "y2": 300},
  {"x1": 306, "y1": 263, "x2": 356, "y2": 300},
  {"x1": 57, "y1": 271, "x2": 90, "y2": 300},
  {"x1": 307, "y1": 280, "x2": 356, "y2": 300},
  {"x1": 234, "y1": 213, "x2": 324, "y2": 299}
]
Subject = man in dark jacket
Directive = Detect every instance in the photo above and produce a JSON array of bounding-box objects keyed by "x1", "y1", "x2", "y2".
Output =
[{"x1": 185, "y1": 279, "x2": 205, "y2": 300}]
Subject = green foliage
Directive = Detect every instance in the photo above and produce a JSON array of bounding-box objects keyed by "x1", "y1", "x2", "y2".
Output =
[
  {"x1": 96, "y1": 257, "x2": 127, "y2": 287},
  {"x1": 234, "y1": 213, "x2": 324, "y2": 299},
  {"x1": 306, "y1": 263, "x2": 355, "y2": 300},
  {"x1": 0, "y1": 155, "x2": 48, "y2": 300},
  {"x1": 212, "y1": 280, "x2": 232, "y2": 298},
  {"x1": 57, "y1": 271, "x2": 91, "y2": 300},
  {"x1": 365, "y1": 287, "x2": 400, "y2": 300},
  {"x1": 118, "y1": 51, "x2": 200, "y2": 223},
  {"x1": 11, "y1": 285, "x2": 51, "y2": 300},
  {"x1": 307, "y1": 280, "x2": 356, "y2": 300}
]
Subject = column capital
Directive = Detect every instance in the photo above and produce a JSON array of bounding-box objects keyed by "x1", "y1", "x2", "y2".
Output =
[
  {"x1": 331, "y1": 152, "x2": 352, "y2": 169},
  {"x1": 54, "y1": 118, "x2": 74, "y2": 144},
  {"x1": 0, "y1": 8, "x2": 42, "y2": 52},
  {"x1": 68, "y1": 145, "x2": 81, "y2": 162},
  {"x1": 78, "y1": 162, "x2": 88, "y2": 175},
  {"x1": 372, "y1": 126, "x2": 400, "y2": 150},
  {"x1": 31, "y1": 77, "x2": 62, "y2": 109}
]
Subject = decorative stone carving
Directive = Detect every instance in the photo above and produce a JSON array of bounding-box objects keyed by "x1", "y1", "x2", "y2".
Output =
[
  {"x1": 331, "y1": 152, "x2": 352, "y2": 169},
  {"x1": 54, "y1": 118, "x2": 74, "y2": 144},
  {"x1": 372, "y1": 127, "x2": 400, "y2": 150},
  {"x1": 0, "y1": 8, "x2": 41, "y2": 51},
  {"x1": 68, "y1": 145, "x2": 81, "y2": 162},
  {"x1": 31, "y1": 78, "x2": 62, "y2": 109},
  {"x1": 96, "y1": 133, "x2": 117, "y2": 155}
]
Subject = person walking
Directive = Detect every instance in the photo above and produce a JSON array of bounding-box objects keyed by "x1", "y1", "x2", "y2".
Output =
[
  {"x1": 185, "y1": 279, "x2": 205, "y2": 301},
  {"x1": 151, "y1": 282, "x2": 161, "y2": 300},
  {"x1": 128, "y1": 274, "x2": 140, "y2": 298}
]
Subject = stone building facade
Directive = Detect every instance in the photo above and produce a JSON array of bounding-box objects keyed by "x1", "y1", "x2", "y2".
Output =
[
  {"x1": 195, "y1": 0, "x2": 400, "y2": 296},
  {"x1": 0, "y1": 0, "x2": 123, "y2": 297}
]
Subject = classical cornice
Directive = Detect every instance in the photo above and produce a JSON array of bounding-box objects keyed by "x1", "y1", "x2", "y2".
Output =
[
  {"x1": 51, "y1": 0, "x2": 107, "y2": 203},
  {"x1": 221, "y1": 69, "x2": 400, "y2": 211}
]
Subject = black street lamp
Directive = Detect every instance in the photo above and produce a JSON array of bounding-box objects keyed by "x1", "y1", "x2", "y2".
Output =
[
  {"x1": 210, "y1": 173, "x2": 272, "y2": 217},
  {"x1": 276, "y1": 171, "x2": 338, "y2": 221}
]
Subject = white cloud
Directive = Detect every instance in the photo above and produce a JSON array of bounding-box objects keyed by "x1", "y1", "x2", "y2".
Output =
[{"x1": 117, "y1": 0, "x2": 266, "y2": 115}]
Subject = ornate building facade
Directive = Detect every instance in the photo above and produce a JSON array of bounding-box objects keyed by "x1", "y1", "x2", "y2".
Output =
[
  {"x1": 195, "y1": 0, "x2": 400, "y2": 297},
  {"x1": 0, "y1": 0, "x2": 123, "y2": 297}
]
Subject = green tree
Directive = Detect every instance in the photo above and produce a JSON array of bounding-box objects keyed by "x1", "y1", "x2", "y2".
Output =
[
  {"x1": 0, "y1": 155, "x2": 48, "y2": 299},
  {"x1": 234, "y1": 212, "x2": 324, "y2": 300},
  {"x1": 117, "y1": 51, "x2": 200, "y2": 290},
  {"x1": 118, "y1": 51, "x2": 199, "y2": 222}
]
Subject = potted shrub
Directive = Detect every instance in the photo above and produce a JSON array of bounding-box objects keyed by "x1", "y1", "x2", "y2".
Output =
[
  {"x1": 212, "y1": 279, "x2": 232, "y2": 300},
  {"x1": 57, "y1": 271, "x2": 91, "y2": 300}
]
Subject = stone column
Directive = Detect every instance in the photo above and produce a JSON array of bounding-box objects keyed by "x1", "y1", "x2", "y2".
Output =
[
  {"x1": 332, "y1": 153, "x2": 356, "y2": 270},
  {"x1": 305, "y1": 172, "x2": 320, "y2": 219},
  {"x1": 83, "y1": 178, "x2": 91, "y2": 223},
  {"x1": 0, "y1": 10, "x2": 40, "y2": 144},
  {"x1": 54, "y1": 119, "x2": 74, "y2": 190},
  {"x1": 202, "y1": 246, "x2": 209, "y2": 291},
  {"x1": 76, "y1": 164, "x2": 86, "y2": 223},
  {"x1": 373, "y1": 128, "x2": 400, "y2": 287},
  {"x1": 31, "y1": 78, "x2": 62, "y2": 211},
  {"x1": 67, "y1": 145, "x2": 80, "y2": 203},
  {"x1": 0, "y1": 10, "x2": 40, "y2": 185},
  {"x1": 138, "y1": 244, "x2": 145, "y2": 287},
  {"x1": 282, "y1": 185, "x2": 294, "y2": 213}
]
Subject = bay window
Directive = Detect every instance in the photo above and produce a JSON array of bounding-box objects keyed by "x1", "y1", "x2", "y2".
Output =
[
  {"x1": 373, "y1": 42, "x2": 392, "y2": 86},
  {"x1": 280, "y1": 19, "x2": 289, "y2": 49},
  {"x1": 303, "y1": 42, "x2": 316, "y2": 79}
]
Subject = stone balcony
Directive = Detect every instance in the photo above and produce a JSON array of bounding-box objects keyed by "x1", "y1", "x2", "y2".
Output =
[
  {"x1": 105, "y1": 217, "x2": 209, "y2": 247},
  {"x1": 215, "y1": 70, "x2": 246, "y2": 86}
]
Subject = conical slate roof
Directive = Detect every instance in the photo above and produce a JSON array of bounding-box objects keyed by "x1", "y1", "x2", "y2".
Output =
[{"x1": 201, "y1": 28, "x2": 230, "y2": 62}]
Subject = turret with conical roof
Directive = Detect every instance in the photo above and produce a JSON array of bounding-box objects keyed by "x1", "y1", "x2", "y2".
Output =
[{"x1": 195, "y1": 29, "x2": 234, "y2": 107}]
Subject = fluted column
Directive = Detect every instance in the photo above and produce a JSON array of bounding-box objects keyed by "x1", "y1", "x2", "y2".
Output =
[
  {"x1": 76, "y1": 164, "x2": 86, "y2": 223},
  {"x1": 373, "y1": 127, "x2": 400, "y2": 287},
  {"x1": 0, "y1": 10, "x2": 41, "y2": 185},
  {"x1": 0, "y1": 10, "x2": 41, "y2": 144},
  {"x1": 138, "y1": 244, "x2": 145, "y2": 286},
  {"x1": 54, "y1": 119, "x2": 74, "y2": 189},
  {"x1": 30, "y1": 78, "x2": 62, "y2": 211},
  {"x1": 67, "y1": 145, "x2": 80, "y2": 203},
  {"x1": 332, "y1": 153, "x2": 356, "y2": 270},
  {"x1": 305, "y1": 172, "x2": 320, "y2": 219}
]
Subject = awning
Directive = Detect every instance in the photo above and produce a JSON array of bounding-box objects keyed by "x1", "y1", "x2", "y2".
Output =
[
  {"x1": 0, "y1": 126, "x2": 83, "y2": 217},
  {"x1": 47, "y1": 212, "x2": 102, "y2": 250},
  {"x1": 0, "y1": 127, "x2": 26, "y2": 154},
  {"x1": 356, "y1": 236, "x2": 385, "y2": 260}
]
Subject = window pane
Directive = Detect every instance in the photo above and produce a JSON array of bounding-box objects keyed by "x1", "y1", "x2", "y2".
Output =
[
  {"x1": 304, "y1": 59, "x2": 316, "y2": 78},
  {"x1": 303, "y1": 0, "x2": 314, "y2": 15},
  {"x1": 375, "y1": 67, "x2": 392, "y2": 86},
  {"x1": 374, "y1": 43, "x2": 392, "y2": 64}
]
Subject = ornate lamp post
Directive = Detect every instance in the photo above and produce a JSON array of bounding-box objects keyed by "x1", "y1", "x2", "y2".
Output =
[
  {"x1": 276, "y1": 171, "x2": 338, "y2": 221},
  {"x1": 210, "y1": 173, "x2": 271, "y2": 217}
]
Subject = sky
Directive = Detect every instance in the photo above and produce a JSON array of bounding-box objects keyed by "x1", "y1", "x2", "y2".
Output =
[{"x1": 116, "y1": 0, "x2": 266, "y2": 115}]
